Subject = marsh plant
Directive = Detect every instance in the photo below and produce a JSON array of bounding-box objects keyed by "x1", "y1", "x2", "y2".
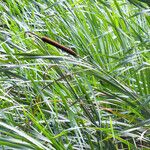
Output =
[{"x1": 0, "y1": 0, "x2": 150, "y2": 149}]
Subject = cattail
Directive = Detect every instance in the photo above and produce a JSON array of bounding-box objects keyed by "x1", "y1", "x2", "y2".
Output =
[
  {"x1": 25, "y1": 31, "x2": 77, "y2": 57},
  {"x1": 41, "y1": 36, "x2": 77, "y2": 57}
]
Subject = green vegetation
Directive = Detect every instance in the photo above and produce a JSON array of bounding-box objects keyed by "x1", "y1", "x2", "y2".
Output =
[{"x1": 0, "y1": 0, "x2": 150, "y2": 149}]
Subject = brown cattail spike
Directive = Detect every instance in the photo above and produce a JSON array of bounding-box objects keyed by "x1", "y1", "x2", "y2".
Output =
[
  {"x1": 41, "y1": 37, "x2": 77, "y2": 57},
  {"x1": 25, "y1": 31, "x2": 77, "y2": 57}
]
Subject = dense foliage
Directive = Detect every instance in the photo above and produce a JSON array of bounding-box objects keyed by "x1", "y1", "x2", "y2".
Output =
[{"x1": 0, "y1": 0, "x2": 150, "y2": 149}]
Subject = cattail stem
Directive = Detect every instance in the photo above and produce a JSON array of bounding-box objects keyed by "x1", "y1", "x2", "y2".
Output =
[{"x1": 25, "y1": 31, "x2": 77, "y2": 57}]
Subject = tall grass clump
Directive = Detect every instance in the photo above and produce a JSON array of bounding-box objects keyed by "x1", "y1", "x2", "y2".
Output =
[{"x1": 0, "y1": 0, "x2": 150, "y2": 149}]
